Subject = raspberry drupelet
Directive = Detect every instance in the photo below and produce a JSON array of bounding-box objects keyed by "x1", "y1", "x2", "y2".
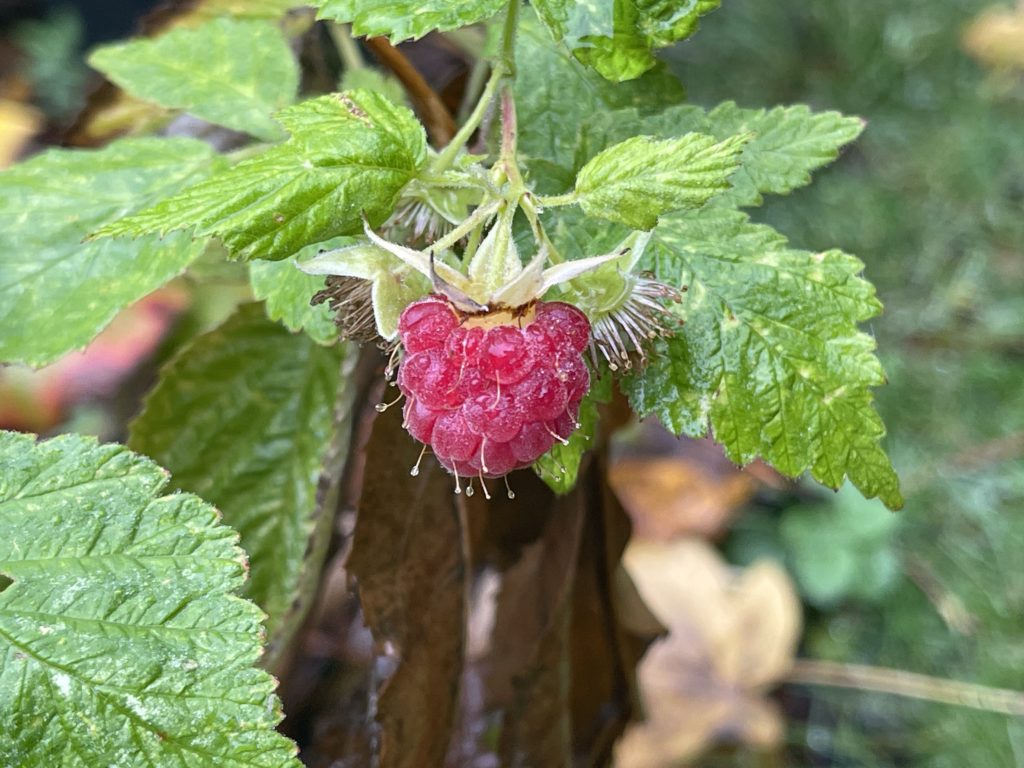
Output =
[{"x1": 396, "y1": 295, "x2": 591, "y2": 485}]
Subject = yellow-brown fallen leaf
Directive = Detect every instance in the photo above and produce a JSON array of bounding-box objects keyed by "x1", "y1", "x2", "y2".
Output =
[
  {"x1": 609, "y1": 437, "x2": 761, "y2": 541},
  {"x1": 0, "y1": 98, "x2": 40, "y2": 169},
  {"x1": 963, "y1": 6, "x2": 1024, "y2": 70},
  {"x1": 614, "y1": 539, "x2": 801, "y2": 767}
]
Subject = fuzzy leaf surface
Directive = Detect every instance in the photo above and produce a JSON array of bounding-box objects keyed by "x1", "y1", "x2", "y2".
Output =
[
  {"x1": 575, "y1": 102, "x2": 865, "y2": 207},
  {"x1": 515, "y1": 14, "x2": 685, "y2": 192},
  {"x1": 96, "y1": 91, "x2": 427, "y2": 260},
  {"x1": 129, "y1": 304, "x2": 346, "y2": 639},
  {"x1": 250, "y1": 259, "x2": 337, "y2": 344},
  {"x1": 622, "y1": 209, "x2": 902, "y2": 509},
  {"x1": 313, "y1": 0, "x2": 505, "y2": 41},
  {"x1": 0, "y1": 138, "x2": 218, "y2": 366},
  {"x1": 574, "y1": 133, "x2": 748, "y2": 229},
  {"x1": 534, "y1": 0, "x2": 720, "y2": 81},
  {"x1": 0, "y1": 431, "x2": 300, "y2": 767},
  {"x1": 88, "y1": 18, "x2": 298, "y2": 141}
]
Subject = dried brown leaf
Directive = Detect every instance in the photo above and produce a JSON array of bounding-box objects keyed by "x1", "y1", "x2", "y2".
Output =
[
  {"x1": 609, "y1": 436, "x2": 758, "y2": 541},
  {"x1": 347, "y1": 404, "x2": 466, "y2": 768},
  {"x1": 614, "y1": 539, "x2": 801, "y2": 767}
]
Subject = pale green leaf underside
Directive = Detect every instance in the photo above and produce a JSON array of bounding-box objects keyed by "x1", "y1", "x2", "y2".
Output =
[
  {"x1": 96, "y1": 91, "x2": 428, "y2": 261},
  {"x1": 622, "y1": 208, "x2": 902, "y2": 509},
  {"x1": 89, "y1": 17, "x2": 299, "y2": 141},
  {"x1": 129, "y1": 304, "x2": 345, "y2": 639},
  {"x1": 0, "y1": 138, "x2": 220, "y2": 367},
  {"x1": 0, "y1": 431, "x2": 300, "y2": 767},
  {"x1": 534, "y1": 0, "x2": 720, "y2": 82},
  {"x1": 314, "y1": 0, "x2": 505, "y2": 41},
  {"x1": 574, "y1": 132, "x2": 748, "y2": 229},
  {"x1": 249, "y1": 259, "x2": 337, "y2": 344}
]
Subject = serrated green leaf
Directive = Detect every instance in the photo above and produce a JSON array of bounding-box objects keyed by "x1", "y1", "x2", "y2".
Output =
[
  {"x1": 534, "y1": 0, "x2": 720, "y2": 82},
  {"x1": 89, "y1": 18, "x2": 298, "y2": 141},
  {"x1": 703, "y1": 102, "x2": 865, "y2": 206},
  {"x1": 574, "y1": 132, "x2": 748, "y2": 229},
  {"x1": 535, "y1": 370, "x2": 612, "y2": 494},
  {"x1": 0, "y1": 138, "x2": 220, "y2": 367},
  {"x1": 129, "y1": 304, "x2": 347, "y2": 642},
  {"x1": 621, "y1": 208, "x2": 902, "y2": 509},
  {"x1": 0, "y1": 430, "x2": 300, "y2": 767},
  {"x1": 574, "y1": 102, "x2": 865, "y2": 207},
  {"x1": 250, "y1": 259, "x2": 337, "y2": 344},
  {"x1": 313, "y1": 0, "x2": 505, "y2": 42},
  {"x1": 515, "y1": 13, "x2": 685, "y2": 190},
  {"x1": 96, "y1": 91, "x2": 428, "y2": 260}
]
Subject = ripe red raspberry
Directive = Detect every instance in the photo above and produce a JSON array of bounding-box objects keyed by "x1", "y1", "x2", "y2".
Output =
[{"x1": 396, "y1": 295, "x2": 591, "y2": 483}]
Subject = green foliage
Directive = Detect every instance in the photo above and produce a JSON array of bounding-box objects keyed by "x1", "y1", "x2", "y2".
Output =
[
  {"x1": 0, "y1": 431, "x2": 299, "y2": 767},
  {"x1": 536, "y1": 101, "x2": 865, "y2": 208},
  {"x1": 622, "y1": 208, "x2": 902, "y2": 509},
  {"x1": 0, "y1": 3, "x2": 916, "y2": 760},
  {"x1": 573, "y1": 132, "x2": 748, "y2": 229},
  {"x1": 95, "y1": 91, "x2": 428, "y2": 260},
  {"x1": 88, "y1": 17, "x2": 299, "y2": 141},
  {"x1": 0, "y1": 138, "x2": 220, "y2": 366},
  {"x1": 781, "y1": 483, "x2": 900, "y2": 606},
  {"x1": 515, "y1": 15, "x2": 686, "y2": 188},
  {"x1": 535, "y1": 370, "x2": 613, "y2": 493},
  {"x1": 533, "y1": 0, "x2": 720, "y2": 81},
  {"x1": 129, "y1": 304, "x2": 346, "y2": 640},
  {"x1": 249, "y1": 259, "x2": 337, "y2": 345},
  {"x1": 314, "y1": 0, "x2": 506, "y2": 41},
  {"x1": 12, "y1": 7, "x2": 87, "y2": 119}
]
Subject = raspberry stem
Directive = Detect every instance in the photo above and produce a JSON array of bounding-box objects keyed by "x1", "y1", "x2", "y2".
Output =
[{"x1": 432, "y1": 0, "x2": 520, "y2": 174}]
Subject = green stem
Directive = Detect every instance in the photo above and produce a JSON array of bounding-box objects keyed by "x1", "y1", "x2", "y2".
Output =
[
  {"x1": 535, "y1": 192, "x2": 579, "y2": 208},
  {"x1": 433, "y1": 0, "x2": 520, "y2": 173},
  {"x1": 520, "y1": 194, "x2": 562, "y2": 263},
  {"x1": 330, "y1": 24, "x2": 365, "y2": 72},
  {"x1": 428, "y1": 199, "x2": 502, "y2": 255}
]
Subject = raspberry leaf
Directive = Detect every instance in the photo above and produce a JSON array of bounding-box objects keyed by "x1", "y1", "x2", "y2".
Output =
[
  {"x1": 94, "y1": 91, "x2": 428, "y2": 260},
  {"x1": 639, "y1": 102, "x2": 866, "y2": 207},
  {"x1": 129, "y1": 304, "x2": 349, "y2": 650},
  {"x1": 249, "y1": 258, "x2": 338, "y2": 345},
  {"x1": 88, "y1": 18, "x2": 298, "y2": 141},
  {"x1": 0, "y1": 138, "x2": 220, "y2": 367},
  {"x1": 0, "y1": 430, "x2": 300, "y2": 767},
  {"x1": 622, "y1": 208, "x2": 903, "y2": 510},
  {"x1": 313, "y1": 0, "x2": 505, "y2": 42},
  {"x1": 533, "y1": 0, "x2": 719, "y2": 82},
  {"x1": 574, "y1": 133, "x2": 749, "y2": 230},
  {"x1": 570, "y1": 103, "x2": 865, "y2": 208},
  {"x1": 515, "y1": 13, "x2": 685, "y2": 186}
]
